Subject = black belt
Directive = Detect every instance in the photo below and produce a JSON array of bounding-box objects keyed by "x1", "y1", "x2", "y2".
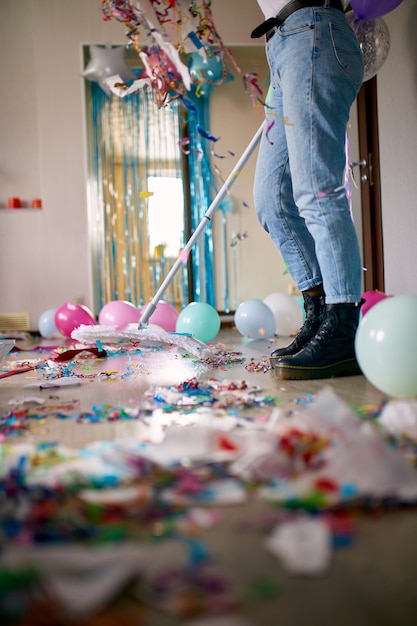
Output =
[{"x1": 251, "y1": 0, "x2": 344, "y2": 39}]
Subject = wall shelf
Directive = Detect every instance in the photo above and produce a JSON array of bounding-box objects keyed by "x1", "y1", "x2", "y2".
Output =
[{"x1": 0, "y1": 208, "x2": 43, "y2": 212}]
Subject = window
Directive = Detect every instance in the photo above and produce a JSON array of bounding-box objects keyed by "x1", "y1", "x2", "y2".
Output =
[{"x1": 147, "y1": 175, "x2": 184, "y2": 257}]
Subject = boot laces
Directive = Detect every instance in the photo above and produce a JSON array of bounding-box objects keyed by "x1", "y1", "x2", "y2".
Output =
[
  {"x1": 307, "y1": 311, "x2": 338, "y2": 351},
  {"x1": 299, "y1": 297, "x2": 324, "y2": 337},
  {"x1": 297, "y1": 315, "x2": 318, "y2": 340}
]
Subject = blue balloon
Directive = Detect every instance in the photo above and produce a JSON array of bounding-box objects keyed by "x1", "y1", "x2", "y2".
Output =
[
  {"x1": 38, "y1": 308, "x2": 59, "y2": 338},
  {"x1": 188, "y1": 51, "x2": 224, "y2": 82},
  {"x1": 234, "y1": 299, "x2": 276, "y2": 340},
  {"x1": 188, "y1": 51, "x2": 234, "y2": 96}
]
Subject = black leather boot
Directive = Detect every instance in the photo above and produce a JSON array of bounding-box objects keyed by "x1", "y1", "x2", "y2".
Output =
[
  {"x1": 270, "y1": 293, "x2": 326, "y2": 363},
  {"x1": 271, "y1": 303, "x2": 362, "y2": 379}
]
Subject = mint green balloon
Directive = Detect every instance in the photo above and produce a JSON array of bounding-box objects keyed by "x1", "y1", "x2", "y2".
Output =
[
  {"x1": 355, "y1": 294, "x2": 417, "y2": 398},
  {"x1": 176, "y1": 302, "x2": 221, "y2": 343}
]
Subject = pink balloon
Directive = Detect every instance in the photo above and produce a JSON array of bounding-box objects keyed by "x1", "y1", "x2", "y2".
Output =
[
  {"x1": 139, "y1": 301, "x2": 179, "y2": 332},
  {"x1": 54, "y1": 302, "x2": 96, "y2": 337},
  {"x1": 99, "y1": 300, "x2": 140, "y2": 326},
  {"x1": 361, "y1": 290, "x2": 389, "y2": 316},
  {"x1": 350, "y1": 0, "x2": 403, "y2": 20}
]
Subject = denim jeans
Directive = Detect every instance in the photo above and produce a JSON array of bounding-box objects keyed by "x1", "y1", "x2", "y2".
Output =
[{"x1": 253, "y1": 5, "x2": 364, "y2": 304}]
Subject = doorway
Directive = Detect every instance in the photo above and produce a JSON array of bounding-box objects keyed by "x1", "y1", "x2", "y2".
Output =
[{"x1": 356, "y1": 76, "x2": 385, "y2": 292}]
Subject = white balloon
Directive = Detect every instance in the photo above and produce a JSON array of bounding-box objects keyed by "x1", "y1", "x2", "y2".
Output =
[
  {"x1": 263, "y1": 292, "x2": 303, "y2": 336},
  {"x1": 346, "y1": 12, "x2": 391, "y2": 82},
  {"x1": 82, "y1": 44, "x2": 137, "y2": 94}
]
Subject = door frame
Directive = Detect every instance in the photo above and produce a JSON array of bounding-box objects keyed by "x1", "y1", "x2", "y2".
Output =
[{"x1": 356, "y1": 76, "x2": 385, "y2": 292}]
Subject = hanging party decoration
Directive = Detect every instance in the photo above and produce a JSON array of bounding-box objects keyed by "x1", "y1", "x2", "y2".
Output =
[
  {"x1": 100, "y1": 0, "x2": 264, "y2": 107},
  {"x1": 82, "y1": 44, "x2": 137, "y2": 94},
  {"x1": 100, "y1": 0, "x2": 193, "y2": 105},
  {"x1": 347, "y1": 13, "x2": 391, "y2": 82},
  {"x1": 350, "y1": 0, "x2": 404, "y2": 21}
]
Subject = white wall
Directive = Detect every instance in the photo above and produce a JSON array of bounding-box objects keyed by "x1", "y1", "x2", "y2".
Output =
[
  {"x1": 0, "y1": 0, "x2": 416, "y2": 328},
  {"x1": 378, "y1": 0, "x2": 417, "y2": 295},
  {"x1": 0, "y1": 0, "x2": 129, "y2": 322}
]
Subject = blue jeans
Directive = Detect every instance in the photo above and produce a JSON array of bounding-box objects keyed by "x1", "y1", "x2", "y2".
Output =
[{"x1": 253, "y1": 5, "x2": 364, "y2": 304}]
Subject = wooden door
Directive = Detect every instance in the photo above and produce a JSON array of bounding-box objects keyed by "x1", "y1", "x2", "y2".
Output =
[{"x1": 356, "y1": 77, "x2": 385, "y2": 292}]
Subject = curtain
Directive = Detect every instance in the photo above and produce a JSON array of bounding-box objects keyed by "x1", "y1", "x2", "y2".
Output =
[
  {"x1": 181, "y1": 93, "x2": 215, "y2": 306},
  {"x1": 87, "y1": 82, "x2": 216, "y2": 314}
]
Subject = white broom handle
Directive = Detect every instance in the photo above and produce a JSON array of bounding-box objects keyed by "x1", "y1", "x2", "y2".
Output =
[{"x1": 139, "y1": 119, "x2": 266, "y2": 327}]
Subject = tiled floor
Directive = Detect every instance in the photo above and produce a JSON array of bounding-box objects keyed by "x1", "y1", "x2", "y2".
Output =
[{"x1": 1, "y1": 328, "x2": 417, "y2": 626}]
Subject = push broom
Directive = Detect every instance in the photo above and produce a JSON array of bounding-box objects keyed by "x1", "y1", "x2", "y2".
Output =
[{"x1": 72, "y1": 121, "x2": 265, "y2": 357}]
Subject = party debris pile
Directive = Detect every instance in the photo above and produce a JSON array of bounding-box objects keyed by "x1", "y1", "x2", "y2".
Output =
[{"x1": 2, "y1": 337, "x2": 417, "y2": 624}]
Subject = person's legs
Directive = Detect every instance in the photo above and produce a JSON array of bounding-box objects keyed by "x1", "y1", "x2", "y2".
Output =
[
  {"x1": 276, "y1": 8, "x2": 364, "y2": 378},
  {"x1": 277, "y1": 7, "x2": 364, "y2": 304},
  {"x1": 254, "y1": 59, "x2": 325, "y2": 359},
  {"x1": 254, "y1": 81, "x2": 323, "y2": 295},
  {"x1": 255, "y1": 7, "x2": 364, "y2": 377}
]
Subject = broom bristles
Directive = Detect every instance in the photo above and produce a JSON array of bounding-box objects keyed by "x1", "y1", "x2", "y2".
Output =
[{"x1": 71, "y1": 324, "x2": 214, "y2": 359}]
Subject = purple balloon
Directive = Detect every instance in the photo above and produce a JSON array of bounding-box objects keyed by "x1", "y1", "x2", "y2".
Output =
[{"x1": 351, "y1": 0, "x2": 403, "y2": 20}]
